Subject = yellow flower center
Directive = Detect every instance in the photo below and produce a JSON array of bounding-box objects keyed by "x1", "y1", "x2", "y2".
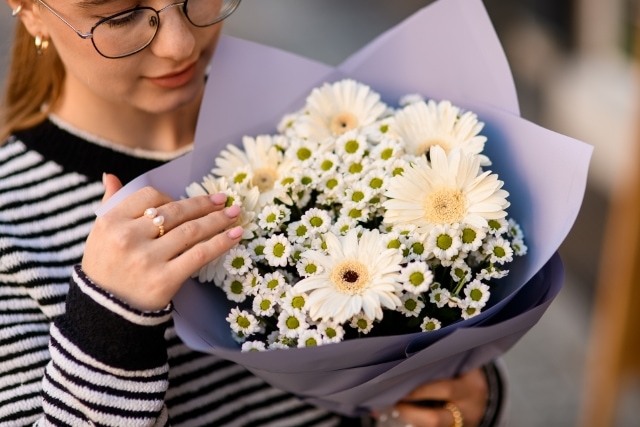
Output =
[
  {"x1": 330, "y1": 112, "x2": 359, "y2": 135},
  {"x1": 424, "y1": 188, "x2": 466, "y2": 223},
  {"x1": 330, "y1": 260, "x2": 370, "y2": 295},
  {"x1": 418, "y1": 138, "x2": 450, "y2": 156},
  {"x1": 252, "y1": 168, "x2": 278, "y2": 191}
]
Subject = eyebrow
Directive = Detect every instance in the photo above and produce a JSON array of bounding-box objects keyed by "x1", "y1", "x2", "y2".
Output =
[{"x1": 74, "y1": 0, "x2": 121, "y2": 9}]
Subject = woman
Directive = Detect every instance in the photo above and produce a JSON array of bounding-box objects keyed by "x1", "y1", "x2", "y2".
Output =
[{"x1": 0, "y1": 0, "x2": 504, "y2": 425}]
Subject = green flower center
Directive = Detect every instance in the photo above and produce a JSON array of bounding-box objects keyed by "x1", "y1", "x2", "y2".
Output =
[{"x1": 436, "y1": 234, "x2": 453, "y2": 250}]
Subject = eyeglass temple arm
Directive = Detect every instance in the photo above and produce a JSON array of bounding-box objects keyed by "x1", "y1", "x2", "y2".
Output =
[{"x1": 38, "y1": 0, "x2": 93, "y2": 39}]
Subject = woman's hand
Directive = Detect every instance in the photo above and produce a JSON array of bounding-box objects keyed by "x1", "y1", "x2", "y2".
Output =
[
  {"x1": 377, "y1": 368, "x2": 489, "y2": 427},
  {"x1": 82, "y1": 173, "x2": 243, "y2": 311}
]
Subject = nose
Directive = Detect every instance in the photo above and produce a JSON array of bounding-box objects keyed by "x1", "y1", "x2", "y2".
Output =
[{"x1": 149, "y1": 3, "x2": 196, "y2": 61}]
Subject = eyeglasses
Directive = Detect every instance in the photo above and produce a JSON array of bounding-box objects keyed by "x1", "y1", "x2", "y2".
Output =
[{"x1": 37, "y1": 0, "x2": 241, "y2": 59}]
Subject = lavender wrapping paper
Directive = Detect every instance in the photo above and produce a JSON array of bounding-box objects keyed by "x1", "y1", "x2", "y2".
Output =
[{"x1": 97, "y1": 0, "x2": 593, "y2": 416}]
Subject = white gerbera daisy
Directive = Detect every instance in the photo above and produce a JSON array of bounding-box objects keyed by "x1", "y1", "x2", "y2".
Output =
[
  {"x1": 383, "y1": 146, "x2": 510, "y2": 235},
  {"x1": 213, "y1": 135, "x2": 297, "y2": 206},
  {"x1": 301, "y1": 79, "x2": 387, "y2": 141},
  {"x1": 390, "y1": 99, "x2": 490, "y2": 165},
  {"x1": 294, "y1": 229, "x2": 403, "y2": 323}
]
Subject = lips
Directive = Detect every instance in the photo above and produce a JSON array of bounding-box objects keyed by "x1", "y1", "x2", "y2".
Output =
[{"x1": 147, "y1": 62, "x2": 198, "y2": 89}]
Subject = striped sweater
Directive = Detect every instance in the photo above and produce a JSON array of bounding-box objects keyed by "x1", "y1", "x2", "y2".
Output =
[{"x1": 0, "y1": 118, "x2": 347, "y2": 426}]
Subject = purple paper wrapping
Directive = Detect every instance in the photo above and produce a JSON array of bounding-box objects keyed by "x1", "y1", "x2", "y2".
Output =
[{"x1": 97, "y1": 0, "x2": 593, "y2": 417}]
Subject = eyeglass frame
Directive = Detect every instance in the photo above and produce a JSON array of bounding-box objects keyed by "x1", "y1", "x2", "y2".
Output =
[{"x1": 36, "y1": 0, "x2": 241, "y2": 59}]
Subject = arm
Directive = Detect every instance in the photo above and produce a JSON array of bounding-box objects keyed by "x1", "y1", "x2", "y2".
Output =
[{"x1": 42, "y1": 266, "x2": 173, "y2": 425}]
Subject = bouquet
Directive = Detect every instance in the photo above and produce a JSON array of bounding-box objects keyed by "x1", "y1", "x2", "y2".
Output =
[
  {"x1": 185, "y1": 79, "x2": 528, "y2": 350},
  {"x1": 99, "y1": 0, "x2": 592, "y2": 416}
]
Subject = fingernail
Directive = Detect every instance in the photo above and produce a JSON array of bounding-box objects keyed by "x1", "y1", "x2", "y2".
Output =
[
  {"x1": 227, "y1": 226, "x2": 243, "y2": 239},
  {"x1": 209, "y1": 193, "x2": 227, "y2": 204},
  {"x1": 224, "y1": 205, "x2": 241, "y2": 218}
]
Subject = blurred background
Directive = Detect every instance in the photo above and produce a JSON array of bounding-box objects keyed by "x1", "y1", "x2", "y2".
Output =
[{"x1": 1, "y1": 0, "x2": 638, "y2": 425}]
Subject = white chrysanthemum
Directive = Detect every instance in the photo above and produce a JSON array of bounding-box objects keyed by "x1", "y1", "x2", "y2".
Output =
[
  {"x1": 277, "y1": 310, "x2": 309, "y2": 338},
  {"x1": 223, "y1": 275, "x2": 249, "y2": 303},
  {"x1": 511, "y1": 238, "x2": 528, "y2": 256},
  {"x1": 460, "y1": 301, "x2": 482, "y2": 320},
  {"x1": 390, "y1": 99, "x2": 490, "y2": 165},
  {"x1": 286, "y1": 137, "x2": 321, "y2": 166},
  {"x1": 487, "y1": 217, "x2": 509, "y2": 235},
  {"x1": 263, "y1": 234, "x2": 292, "y2": 267},
  {"x1": 483, "y1": 236, "x2": 514, "y2": 265},
  {"x1": 450, "y1": 258, "x2": 472, "y2": 283},
  {"x1": 330, "y1": 216, "x2": 357, "y2": 236},
  {"x1": 247, "y1": 237, "x2": 267, "y2": 262},
  {"x1": 226, "y1": 308, "x2": 260, "y2": 336},
  {"x1": 301, "y1": 79, "x2": 387, "y2": 141},
  {"x1": 477, "y1": 265, "x2": 509, "y2": 281},
  {"x1": 383, "y1": 146, "x2": 510, "y2": 234},
  {"x1": 420, "y1": 316, "x2": 442, "y2": 332},
  {"x1": 335, "y1": 130, "x2": 368, "y2": 162},
  {"x1": 294, "y1": 229, "x2": 403, "y2": 323},
  {"x1": 261, "y1": 270, "x2": 288, "y2": 296},
  {"x1": 464, "y1": 279, "x2": 491, "y2": 308},
  {"x1": 258, "y1": 205, "x2": 285, "y2": 231},
  {"x1": 314, "y1": 152, "x2": 341, "y2": 176},
  {"x1": 398, "y1": 293, "x2": 425, "y2": 317},
  {"x1": 399, "y1": 261, "x2": 434, "y2": 294},
  {"x1": 507, "y1": 218, "x2": 525, "y2": 239},
  {"x1": 296, "y1": 257, "x2": 323, "y2": 278},
  {"x1": 459, "y1": 225, "x2": 487, "y2": 253},
  {"x1": 297, "y1": 330, "x2": 325, "y2": 348},
  {"x1": 301, "y1": 208, "x2": 332, "y2": 235},
  {"x1": 349, "y1": 313, "x2": 375, "y2": 334},
  {"x1": 398, "y1": 93, "x2": 426, "y2": 107},
  {"x1": 405, "y1": 235, "x2": 428, "y2": 261},
  {"x1": 241, "y1": 341, "x2": 267, "y2": 352},
  {"x1": 243, "y1": 269, "x2": 263, "y2": 296},
  {"x1": 363, "y1": 117, "x2": 396, "y2": 144},
  {"x1": 223, "y1": 247, "x2": 252, "y2": 276},
  {"x1": 287, "y1": 220, "x2": 311, "y2": 244},
  {"x1": 253, "y1": 293, "x2": 276, "y2": 317},
  {"x1": 426, "y1": 224, "x2": 462, "y2": 262},
  {"x1": 316, "y1": 321, "x2": 345, "y2": 343},
  {"x1": 281, "y1": 289, "x2": 309, "y2": 313},
  {"x1": 429, "y1": 286, "x2": 451, "y2": 308},
  {"x1": 213, "y1": 135, "x2": 297, "y2": 206}
]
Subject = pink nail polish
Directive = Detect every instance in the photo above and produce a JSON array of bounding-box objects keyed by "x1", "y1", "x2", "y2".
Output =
[
  {"x1": 227, "y1": 226, "x2": 243, "y2": 239},
  {"x1": 225, "y1": 205, "x2": 241, "y2": 218},
  {"x1": 210, "y1": 193, "x2": 227, "y2": 204}
]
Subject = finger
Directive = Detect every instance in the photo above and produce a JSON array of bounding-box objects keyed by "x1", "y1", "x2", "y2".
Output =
[
  {"x1": 101, "y1": 173, "x2": 123, "y2": 204},
  {"x1": 163, "y1": 225, "x2": 244, "y2": 285},
  {"x1": 395, "y1": 402, "x2": 455, "y2": 427},
  {"x1": 141, "y1": 196, "x2": 235, "y2": 239}
]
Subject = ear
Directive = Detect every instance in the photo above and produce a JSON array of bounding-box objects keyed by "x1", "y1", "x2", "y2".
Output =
[{"x1": 7, "y1": 0, "x2": 49, "y2": 39}]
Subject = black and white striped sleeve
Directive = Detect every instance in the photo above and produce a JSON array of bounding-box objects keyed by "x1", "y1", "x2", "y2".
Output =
[{"x1": 42, "y1": 266, "x2": 173, "y2": 426}]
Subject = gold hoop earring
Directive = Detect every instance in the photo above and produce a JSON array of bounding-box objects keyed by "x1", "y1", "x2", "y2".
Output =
[
  {"x1": 35, "y1": 34, "x2": 49, "y2": 55},
  {"x1": 11, "y1": 4, "x2": 23, "y2": 17}
]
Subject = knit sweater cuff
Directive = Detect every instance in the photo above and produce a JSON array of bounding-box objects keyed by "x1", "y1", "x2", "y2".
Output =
[{"x1": 54, "y1": 265, "x2": 173, "y2": 370}]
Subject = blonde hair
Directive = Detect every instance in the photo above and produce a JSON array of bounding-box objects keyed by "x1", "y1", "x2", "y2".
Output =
[{"x1": 0, "y1": 20, "x2": 65, "y2": 141}]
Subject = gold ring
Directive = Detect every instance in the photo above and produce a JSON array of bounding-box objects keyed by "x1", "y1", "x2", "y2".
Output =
[
  {"x1": 144, "y1": 207, "x2": 165, "y2": 238},
  {"x1": 445, "y1": 402, "x2": 463, "y2": 427}
]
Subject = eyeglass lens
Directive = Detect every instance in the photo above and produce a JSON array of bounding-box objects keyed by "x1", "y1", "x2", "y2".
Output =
[{"x1": 92, "y1": 0, "x2": 238, "y2": 58}]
